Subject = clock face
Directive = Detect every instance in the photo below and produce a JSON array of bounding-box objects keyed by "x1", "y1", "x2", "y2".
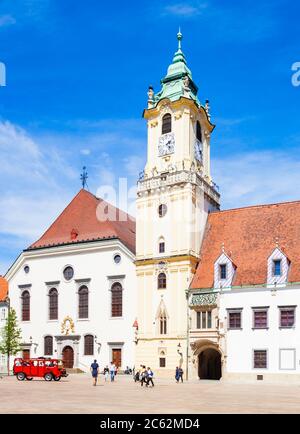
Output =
[
  {"x1": 194, "y1": 139, "x2": 203, "y2": 162},
  {"x1": 158, "y1": 133, "x2": 175, "y2": 157}
]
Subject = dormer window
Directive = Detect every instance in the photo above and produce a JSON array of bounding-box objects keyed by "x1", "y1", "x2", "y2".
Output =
[
  {"x1": 267, "y1": 247, "x2": 289, "y2": 285},
  {"x1": 162, "y1": 113, "x2": 172, "y2": 134},
  {"x1": 273, "y1": 259, "x2": 281, "y2": 276},
  {"x1": 220, "y1": 264, "x2": 227, "y2": 280}
]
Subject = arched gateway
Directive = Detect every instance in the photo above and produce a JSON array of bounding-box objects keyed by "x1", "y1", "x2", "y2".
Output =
[
  {"x1": 62, "y1": 346, "x2": 74, "y2": 368},
  {"x1": 198, "y1": 348, "x2": 222, "y2": 380}
]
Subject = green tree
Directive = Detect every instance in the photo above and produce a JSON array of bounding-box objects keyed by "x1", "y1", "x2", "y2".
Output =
[{"x1": 0, "y1": 308, "x2": 22, "y2": 375}]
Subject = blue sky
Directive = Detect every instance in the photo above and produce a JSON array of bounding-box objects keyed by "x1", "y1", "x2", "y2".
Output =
[{"x1": 0, "y1": 0, "x2": 299, "y2": 273}]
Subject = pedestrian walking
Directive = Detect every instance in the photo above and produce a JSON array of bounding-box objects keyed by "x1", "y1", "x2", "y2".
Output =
[
  {"x1": 110, "y1": 362, "x2": 116, "y2": 382},
  {"x1": 140, "y1": 365, "x2": 148, "y2": 387},
  {"x1": 175, "y1": 366, "x2": 180, "y2": 383},
  {"x1": 178, "y1": 367, "x2": 184, "y2": 383},
  {"x1": 146, "y1": 367, "x2": 154, "y2": 387},
  {"x1": 103, "y1": 365, "x2": 109, "y2": 382},
  {"x1": 90, "y1": 359, "x2": 99, "y2": 386}
]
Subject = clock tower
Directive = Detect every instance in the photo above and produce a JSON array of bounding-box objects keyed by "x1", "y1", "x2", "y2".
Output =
[{"x1": 135, "y1": 31, "x2": 220, "y2": 376}]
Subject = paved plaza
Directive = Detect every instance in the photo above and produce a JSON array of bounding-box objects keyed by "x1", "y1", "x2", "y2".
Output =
[{"x1": 1, "y1": 374, "x2": 300, "y2": 414}]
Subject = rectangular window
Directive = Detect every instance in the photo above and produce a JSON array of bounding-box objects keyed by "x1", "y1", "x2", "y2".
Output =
[
  {"x1": 253, "y1": 309, "x2": 268, "y2": 329},
  {"x1": 159, "y1": 242, "x2": 165, "y2": 253},
  {"x1": 159, "y1": 357, "x2": 166, "y2": 368},
  {"x1": 253, "y1": 350, "x2": 267, "y2": 369},
  {"x1": 228, "y1": 310, "x2": 242, "y2": 329},
  {"x1": 273, "y1": 259, "x2": 282, "y2": 276},
  {"x1": 196, "y1": 311, "x2": 213, "y2": 329},
  {"x1": 280, "y1": 307, "x2": 295, "y2": 328},
  {"x1": 0, "y1": 308, "x2": 6, "y2": 320},
  {"x1": 220, "y1": 264, "x2": 227, "y2": 280}
]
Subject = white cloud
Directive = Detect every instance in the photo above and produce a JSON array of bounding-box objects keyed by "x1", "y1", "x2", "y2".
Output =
[
  {"x1": 213, "y1": 149, "x2": 300, "y2": 210},
  {"x1": 0, "y1": 14, "x2": 16, "y2": 27},
  {"x1": 163, "y1": 2, "x2": 207, "y2": 17},
  {"x1": 80, "y1": 148, "x2": 91, "y2": 155}
]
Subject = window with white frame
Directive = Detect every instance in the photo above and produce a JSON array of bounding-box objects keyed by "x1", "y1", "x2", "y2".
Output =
[
  {"x1": 267, "y1": 247, "x2": 289, "y2": 285},
  {"x1": 214, "y1": 252, "x2": 235, "y2": 289},
  {"x1": 196, "y1": 311, "x2": 212, "y2": 329},
  {"x1": 227, "y1": 309, "x2": 242, "y2": 329},
  {"x1": 1, "y1": 308, "x2": 6, "y2": 320}
]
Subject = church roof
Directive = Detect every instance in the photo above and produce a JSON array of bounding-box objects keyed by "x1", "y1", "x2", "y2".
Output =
[
  {"x1": 190, "y1": 200, "x2": 300, "y2": 289},
  {"x1": 0, "y1": 276, "x2": 8, "y2": 302},
  {"x1": 28, "y1": 189, "x2": 136, "y2": 253}
]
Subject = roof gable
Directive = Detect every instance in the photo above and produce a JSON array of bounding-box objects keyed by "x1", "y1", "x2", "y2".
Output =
[
  {"x1": 191, "y1": 200, "x2": 300, "y2": 289},
  {"x1": 29, "y1": 189, "x2": 136, "y2": 253}
]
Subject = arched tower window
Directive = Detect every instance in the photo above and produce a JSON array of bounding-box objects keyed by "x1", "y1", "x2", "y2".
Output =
[
  {"x1": 49, "y1": 288, "x2": 58, "y2": 320},
  {"x1": 158, "y1": 272, "x2": 167, "y2": 289},
  {"x1": 21, "y1": 290, "x2": 30, "y2": 321},
  {"x1": 78, "y1": 285, "x2": 89, "y2": 319},
  {"x1": 162, "y1": 113, "x2": 172, "y2": 134},
  {"x1": 111, "y1": 282, "x2": 123, "y2": 317},
  {"x1": 44, "y1": 336, "x2": 53, "y2": 355},
  {"x1": 84, "y1": 335, "x2": 94, "y2": 356},
  {"x1": 196, "y1": 121, "x2": 202, "y2": 142}
]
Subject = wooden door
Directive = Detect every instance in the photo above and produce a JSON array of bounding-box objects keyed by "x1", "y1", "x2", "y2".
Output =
[
  {"x1": 62, "y1": 346, "x2": 74, "y2": 368},
  {"x1": 112, "y1": 349, "x2": 122, "y2": 368},
  {"x1": 22, "y1": 349, "x2": 30, "y2": 360}
]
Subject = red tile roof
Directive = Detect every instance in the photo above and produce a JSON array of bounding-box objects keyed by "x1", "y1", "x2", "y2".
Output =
[
  {"x1": 29, "y1": 189, "x2": 136, "y2": 253},
  {"x1": 0, "y1": 276, "x2": 8, "y2": 302},
  {"x1": 190, "y1": 200, "x2": 300, "y2": 289}
]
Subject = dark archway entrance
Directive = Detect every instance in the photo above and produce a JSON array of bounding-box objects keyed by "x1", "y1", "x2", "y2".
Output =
[
  {"x1": 198, "y1": 348, "x2": 221, "y2": 380},
  {"x1": 62, "y1": 346, "x2": 74, "y2": 368}
]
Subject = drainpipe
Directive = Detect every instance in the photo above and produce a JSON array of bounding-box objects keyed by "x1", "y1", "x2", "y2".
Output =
[{"x1": 185, "y1": 289, "x2": 190, "y2": 381}]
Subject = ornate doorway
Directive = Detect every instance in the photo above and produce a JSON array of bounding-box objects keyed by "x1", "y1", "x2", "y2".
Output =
[
  {"x1": 62, "y1": 346, "x2": 74, "y2": 368},
  {"x1": 198, "y1": 348, "x2": 221, "y2": 380}
]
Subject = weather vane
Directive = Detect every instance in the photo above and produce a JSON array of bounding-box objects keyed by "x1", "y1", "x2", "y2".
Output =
[{"x1": 80, "y1": 166, "x2": 88, "y2": 189}]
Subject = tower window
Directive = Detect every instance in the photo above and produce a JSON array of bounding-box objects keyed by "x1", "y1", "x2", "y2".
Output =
[
  {"x1": 78, "y1": 285, "x2": 89, "y2": 319},
  {"x1": 49, "y1": 288, "x2": 58, "y2": 320},
  {"x1": 196, "y1": 121, "x2": 202, "y2": 142},
  {"x1": 159, "y1": 242, "x2": 165, "y2": 253},
  {"x1": 111, "y1": 282, "x2": 123, "y2": 317},
  {"x1": 21, "y1": 290, "x2": 30, "y2": 321},
  {"x1": 158, "y1": 204, "x2": 167, "y2": 218},
  {"x1": 162, "y1": 113, "x2": 172, "y2": 134},
  {"x1": 158, "y1": 272, "x2": 167, "y2": 289},
  {"x1": 160, "y1": 314, "x2": 167, "y2": 335}
]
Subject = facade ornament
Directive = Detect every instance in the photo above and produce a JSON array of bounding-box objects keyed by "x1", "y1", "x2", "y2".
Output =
[
  {"x1": 205, "y1": 99, "x2": 211, "y2": 120},
  {"x1": 61, "y1": 316, "x2": 75, "y2": 335}
]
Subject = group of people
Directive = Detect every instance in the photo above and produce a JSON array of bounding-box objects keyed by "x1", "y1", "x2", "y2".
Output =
[
  {"x1": 175, "y1": 366, "x2": 184, "y2": 383},
  {"x1": 134, "y1": 365, "x2": 155, "y2": 387},
  {"x1": 90, "y1": 360, "x2": 118, "y2": 386}
]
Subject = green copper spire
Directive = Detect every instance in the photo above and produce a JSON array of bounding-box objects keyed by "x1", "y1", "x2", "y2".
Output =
[{"x1": 151, "y1": 30, "x2": 200, "y2": 107}]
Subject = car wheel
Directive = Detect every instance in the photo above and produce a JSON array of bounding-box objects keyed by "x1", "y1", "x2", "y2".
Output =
[
  {"x1": 26, "y1": 377, "x2": 33, "y2": 381},
  {"x1": 54, "y1": 376, "x2": 61, "y2": 381},
  {"x1": 17, "y1": 372, "x2": 26, "y2": 381},
  {"x1": 44, "y1": 373, "x2": 53, "y2": 382}
]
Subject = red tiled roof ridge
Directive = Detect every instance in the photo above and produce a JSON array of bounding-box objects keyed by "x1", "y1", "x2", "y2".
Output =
[{"x1": 211, "y1": 198, "x2": 300, "y2": 215}]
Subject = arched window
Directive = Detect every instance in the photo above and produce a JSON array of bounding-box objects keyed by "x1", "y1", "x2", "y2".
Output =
[
  {"x1": 159, "y1": 237, "x2": 165, "y2": 254},
  {"x1": 44, "y1": 336, "x2": 53, "y2": 356},
  {"x1": 160, "y1": 314, "x2": 167, "y2": 335},
  {"x1": 158, "y1": 272, "x2": 167, "y2": 289},
  {"x1": 162, "y1": 113, "x2": 172, "y2": 134},
  {"x1": 49, "y1": 288, "x2": 58, "y2": 320},
  {"x1": 158, "y1": 204, "x2": 167, "y2": 218},
  {"x1": 78, "y1": 286, "x2": 89, "y2": 319},
  {"x1": 21, "y1": 290, "x2": 30, "y2": 321},
  {"x1": 111, "y1": 282, "x2": 123, "y2": 317},
  {"x1": 84, "y1": 335, "x2": 94, "y2": 356},
  {"x1": 196, "y1": 121, "x2": 202, "y2": 142}
]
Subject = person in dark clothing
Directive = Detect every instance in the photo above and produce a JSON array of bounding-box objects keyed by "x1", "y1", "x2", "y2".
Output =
[
  {"x1": 146, "y1": 367, "x2": 154, "y2": 387},
  {"x1": 90, "y1": 359, "x2": 99, "y2": 386},
  {"x1": 175, "y1": 366, "x2": 180, "y2": 383},
  {"x1": 140, "y1": 365, "x2": 148, "y2": 387},
  {"x1": 178, "y1": 367, "x2": 184, "y2": 383}
]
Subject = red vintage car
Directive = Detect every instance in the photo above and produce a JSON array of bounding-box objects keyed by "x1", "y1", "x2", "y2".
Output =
[{"x1": 13, "y1": 357, "x2": 68, "y2": 381}]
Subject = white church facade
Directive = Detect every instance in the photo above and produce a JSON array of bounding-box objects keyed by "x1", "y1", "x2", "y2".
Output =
[
  {"x1": 5, "y1": 190, "x2": 137, "y2": 372},
  {"x1": 3, "y1": 32, "x2": 300, "y2": 382}
]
